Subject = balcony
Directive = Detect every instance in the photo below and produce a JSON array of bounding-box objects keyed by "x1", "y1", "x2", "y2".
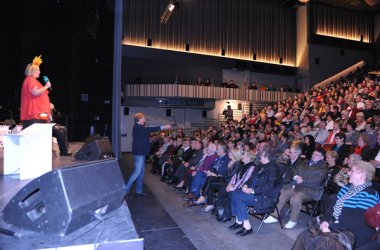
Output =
[{"x1": 124, "y1": 84, "x2": 296, "y2": 103}]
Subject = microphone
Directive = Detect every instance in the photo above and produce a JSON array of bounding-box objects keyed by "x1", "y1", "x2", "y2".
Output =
[{"x1": 42, "y1": 76, "x2": 52, "y2": 91}]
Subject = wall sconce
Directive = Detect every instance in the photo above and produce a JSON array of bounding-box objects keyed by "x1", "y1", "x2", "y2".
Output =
[
  {"x1": 221, "y1": 48, "x2": 225, "y2": 56},
  {"x1": 147, "y1": 38, "x2": 152, "y2": 47}
]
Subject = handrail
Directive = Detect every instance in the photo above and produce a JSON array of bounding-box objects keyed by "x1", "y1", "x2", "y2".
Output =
[{"x1": 124, "y1": 84, "x2": 296, "y2": 103}]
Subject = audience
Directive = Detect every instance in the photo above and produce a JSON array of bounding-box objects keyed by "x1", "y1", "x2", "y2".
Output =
[{"x1": 143, "y1": 66, "x2": 380, "y2": 247}]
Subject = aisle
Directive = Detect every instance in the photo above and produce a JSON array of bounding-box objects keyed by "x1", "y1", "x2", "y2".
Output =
[
  {"x1": 119, "y1": 153, "x2": 197, "y2": 250},
  {"x1": 119, "y1": 153, "x2": 303, "y2": 250}
]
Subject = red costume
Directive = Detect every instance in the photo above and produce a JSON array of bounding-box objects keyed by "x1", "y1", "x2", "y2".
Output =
[{"x1": 20, "y1": 76, "x2": 50, "y2": 121}]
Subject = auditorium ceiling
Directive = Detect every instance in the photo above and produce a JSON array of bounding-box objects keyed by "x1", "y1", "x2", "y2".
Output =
[
  {"x1": 313, "y1": 0, "x2": 380, "y2": 13},
  {"x1": 278, "y1": 0, "x2": 380, "y2": 13}
]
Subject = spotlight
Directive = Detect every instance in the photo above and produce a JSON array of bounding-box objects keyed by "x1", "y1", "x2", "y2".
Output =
[{"x1": 160, "y1": 1, "x2": 179, "y2": 24}]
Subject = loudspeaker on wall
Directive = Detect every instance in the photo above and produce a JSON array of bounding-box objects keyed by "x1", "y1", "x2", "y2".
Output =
[
  {"x1": 1, "y1": 159, "x2": 125, "y2": 236},
  {"x1": 124, "y1": 107, "x2": 129, "y2": 115},
  {"x1": 202, "y1": 110, "x2": 207, "y2": 118},
  {"x1": 166, "y1": 109, "x2": 171, "y2": 117}
]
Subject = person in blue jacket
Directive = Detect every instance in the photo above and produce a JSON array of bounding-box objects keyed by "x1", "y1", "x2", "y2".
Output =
[{"x1": 125, "y1": 112, "x2": 172, "y2": 196}]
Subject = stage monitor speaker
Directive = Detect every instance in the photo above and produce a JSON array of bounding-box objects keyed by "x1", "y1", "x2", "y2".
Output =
[
  {"x1": 1, "y1": 159, "x2": 125, "y2": 236},
  {"x1": 75, "y1": 136, "x2": 114, "y2": 161}
]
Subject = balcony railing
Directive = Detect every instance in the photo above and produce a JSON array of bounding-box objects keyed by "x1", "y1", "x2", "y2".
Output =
[{"x1": 125, "y1": 84, "x2": 296, "y2": 102}]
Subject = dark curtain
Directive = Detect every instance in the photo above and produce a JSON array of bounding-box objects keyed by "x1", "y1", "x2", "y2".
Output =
[{"x1": 122, "y1": 0, "x2": 296, "y2": 66}]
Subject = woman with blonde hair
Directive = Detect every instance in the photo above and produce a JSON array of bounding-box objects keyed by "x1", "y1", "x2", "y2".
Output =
[
  {"x1": 205, "y1": 147, "x2": 244, "y2": 217},
  {"x1": 293, "y1": 160, "x2": 379, "y2": 249},
  {"x1": 216, "y1": 150, "x2": 257, "y2": 222},
  {"x1": 20, "y1": 55, "x2": 52, "y2": 129}
]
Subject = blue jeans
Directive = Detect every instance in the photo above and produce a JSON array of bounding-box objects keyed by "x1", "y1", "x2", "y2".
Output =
[
  {"x1": 125, "y1": 155, "x2": 145, "y2": 193},
  {"x1": 190, "y1": 171, "x2": 207, "y2": 197},
  {"x1": 231, "y1": 189, "x2": 255, "y2": 221}
]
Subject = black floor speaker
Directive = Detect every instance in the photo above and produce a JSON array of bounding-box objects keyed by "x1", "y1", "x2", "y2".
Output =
[
  {"x1": 75, "y1": 136, "x2": 114, "y2": 161},
  {"x1": 1, "y1": 159, "x2": 125, "y2": 236}
]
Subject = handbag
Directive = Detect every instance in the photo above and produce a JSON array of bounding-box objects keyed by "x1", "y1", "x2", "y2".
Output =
[{"x1": 292, "y1": 218, "x2": 355, "y2": 250}]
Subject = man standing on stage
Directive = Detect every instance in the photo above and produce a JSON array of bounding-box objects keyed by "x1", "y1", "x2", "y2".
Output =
[{"x1": 125, "y1": 112, "x2": 171, "y2": 196}]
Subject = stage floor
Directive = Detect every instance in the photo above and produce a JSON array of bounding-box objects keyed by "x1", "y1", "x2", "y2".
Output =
[{"x1": 0, "y1": 143, "x2": 143, "y2": 250}]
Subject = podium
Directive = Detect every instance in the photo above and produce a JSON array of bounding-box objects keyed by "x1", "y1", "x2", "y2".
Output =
[{"x1": 3, "y1": 123, "x2": 54, "y2": 180}]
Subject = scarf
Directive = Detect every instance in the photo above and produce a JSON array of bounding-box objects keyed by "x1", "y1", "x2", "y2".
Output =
[{"x1": 332, "y1": 182, "x2": 372, "y2": 222}]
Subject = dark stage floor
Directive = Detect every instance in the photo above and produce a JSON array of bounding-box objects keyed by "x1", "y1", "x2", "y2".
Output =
[
  {"x1": 0, "y1": 145, "x2": 196, "y2": 250},
  {"x1": 1, "y1": 149, "x2": 305, "y2": 250},
  {"x1": 0, "y1": 144, "x2": 143, "y2": 250}
]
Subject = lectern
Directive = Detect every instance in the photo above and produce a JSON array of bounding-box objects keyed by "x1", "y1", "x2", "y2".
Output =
[{"x1": 3, "y1": 123, "x2": 54, "y2": 180}]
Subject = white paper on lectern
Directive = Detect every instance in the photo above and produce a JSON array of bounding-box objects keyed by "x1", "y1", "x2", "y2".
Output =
[{"x1": 4, "y1": 123, "x2": 55, "y2": 180}]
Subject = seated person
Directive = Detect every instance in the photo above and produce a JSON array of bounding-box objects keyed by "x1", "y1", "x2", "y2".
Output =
[
  {"x1": 216, "y1": 150, "x2": 255, "y2": 222},
  {"x1": 151, "y1": 136, "x2": 172, "y2": 173},
  {"x1": 228, "y1": 146, "x2": 279, "y2": 236},
  {"x1": 268, "y1": 148, "x2": 329, "y2": 229},
  {"x1": 183, "y1": 142, "x2": 218, "y2": 206},
  {"x1": 331, "y1": 132, "x2": 350, "y2": 166},
  {"x1": 301, "y1": 135, "x2": 315, "y2": 159},
  {"x1": 319, "y1": 161, "x2": 379, "y2": 248},
  {"x1": 362, "y1": 203, "x2": 380, "y2": 249},
  {"x1": 173, "y1": 139, "x2": 203, "y2": 191},
  {"x1": 164, "y1": 138, "x2": 193, "y2": 184},
  {"x1": 354, "y1": 135, "x2": 375, "y2": 162},
  {"x1": 51, "y1": 103, "x2": 71, "y2": 156},
  {"x1": 160, "y1": 138, "x2": 182, "y2": 181},
  {"x1": 192, "y1": 143, "x2": 230, "y2": 208},
  {"x1": 321, "y1": 151, "x2": 343, "y2": 214}
]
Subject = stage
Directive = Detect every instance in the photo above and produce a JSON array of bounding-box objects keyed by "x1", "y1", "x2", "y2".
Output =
[{"x1": 0, "y1": 142, "x2": 143, "y2": 250}]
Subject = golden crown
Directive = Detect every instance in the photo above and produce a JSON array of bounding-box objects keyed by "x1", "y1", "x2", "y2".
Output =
[{"x1": 32, "y1": 55, "x2": 43, "y2": 66}]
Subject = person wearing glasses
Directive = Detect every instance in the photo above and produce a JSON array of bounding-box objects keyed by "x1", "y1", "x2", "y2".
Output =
[
  {"x1": 266, "y1": 148, "x2": 329, "y2": 229},
  {"x1": 318, "y1": 161, "x2": 379, "y2": 248},
  {"x1": 20, "y1": 55, "x2": 52, "y2": 129}
]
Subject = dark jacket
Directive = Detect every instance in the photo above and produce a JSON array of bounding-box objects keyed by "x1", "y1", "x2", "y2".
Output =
[
  {"x1": 278, "y1": 157, "x2": 305, "y2": 188},
  {"x1": 181, "y1": 147, "x2": 194, "y2": 162},
  {"x1": 329, "y1": 186, "x2": 380, "y2": 248},
  {"x1": 187, "y1": 149, "x2": 204, "y2": 167},
  {"x1": 132, "y1": 123, "x2": 161, "y2": 156},
  {"x1": 293, "y1": 160, "x2": 329, "y2": 200},
  {"x1": 249, "y1": 160, "x2": 280, "y2": 213},
  {"x1": 333, "y1": 144, "x2": 350, "y2": 166}
]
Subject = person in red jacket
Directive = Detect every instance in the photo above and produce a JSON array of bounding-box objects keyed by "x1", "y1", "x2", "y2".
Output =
[{"x1": 20, "y1": 55, "x2": 52, "y2": 129}]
